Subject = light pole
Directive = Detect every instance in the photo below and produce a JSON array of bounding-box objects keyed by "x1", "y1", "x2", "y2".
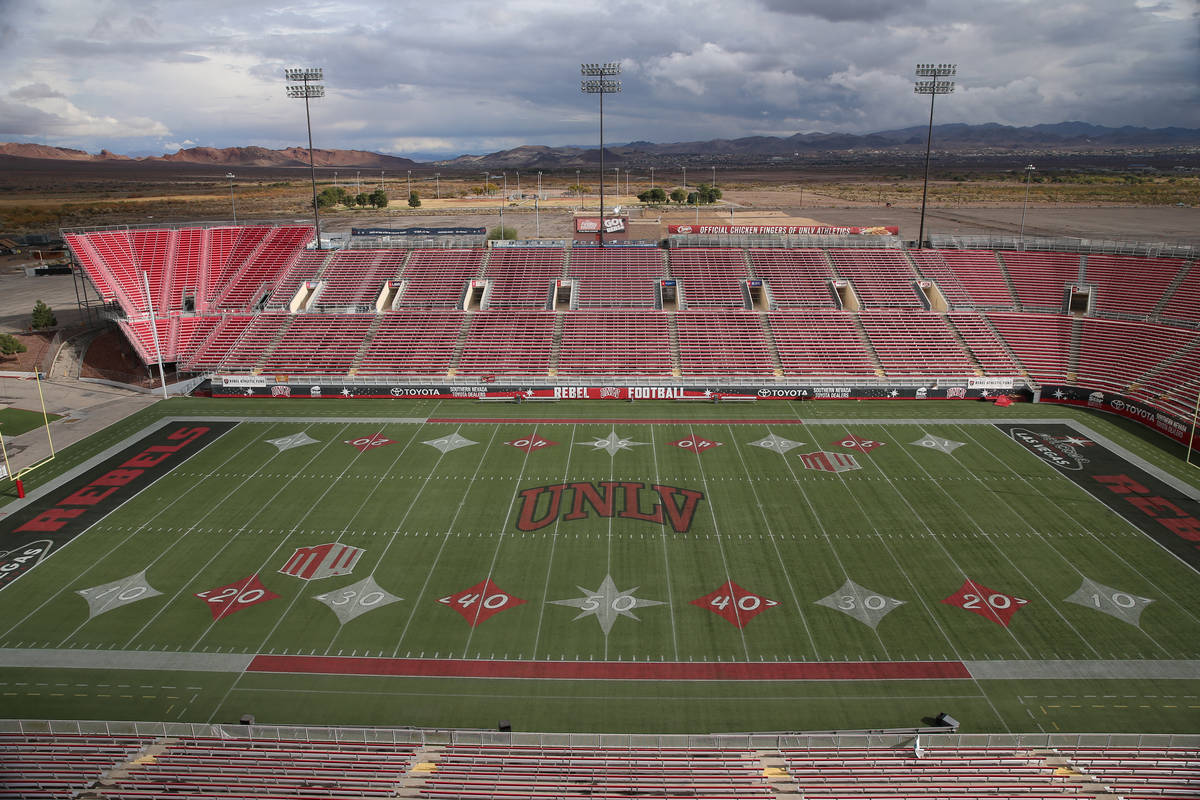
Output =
[
  {"x1": 516, "y1": 171, "x2": 521, "y2": 198},
  {"x1": 407, "y1": 169, "x2": 411, "y2": 197},
  {"x1": 914, "y1": 62, "x2": 956, "y2": 250},
  {"x1": 435, "y1": 172, "x2": 440, "y2": 199},
  {"x1": 581, "y1": 61, "x2": 621, "y2": 247},
  {"x1": 226, "y1": 172, "x2": 237, "y2": 226},
  {"x1": 285, "y1": 67, "x2": 324, "y2": 249},
  {"x1": 1017, "y1": 164, "x2": 1036, "y2": 245},
  {"x1": 481, "y1": 171, "x2": 489, "y2": 195},
  {"x1": 650, "y1": 166, "x2": 655, "y2": 189},
  {"x1": 537, "y1": 171, "x2": 542, "y2": 200},
  {"x1": 682, "y1": 166, "x2": 686, "y2": 189},
  {"x1": 711, "y1": 165, "x2": 716, "y2": 188}
]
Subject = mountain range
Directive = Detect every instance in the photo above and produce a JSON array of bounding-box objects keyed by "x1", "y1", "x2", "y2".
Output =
[{"x1": 3, "y1": 122, "x2": 1197, "y2": 169}]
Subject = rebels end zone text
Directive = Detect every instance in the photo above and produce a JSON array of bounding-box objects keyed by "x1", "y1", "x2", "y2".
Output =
[{"x1": 0, "y1": 422, "x2": 235, "y2": 588}]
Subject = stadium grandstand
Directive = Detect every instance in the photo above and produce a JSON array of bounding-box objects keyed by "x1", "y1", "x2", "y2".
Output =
[{"x1": 62, "y1": 224, "x2": 1200, "y2": 433}]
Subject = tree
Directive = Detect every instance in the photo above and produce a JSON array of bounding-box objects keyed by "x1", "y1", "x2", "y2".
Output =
[
  {"x1": 695, "y1": 183, "x2": 722, "y2": 204},
  {"x1": 408, "y1": 191, "x2": 421, "y2": 208},
  {"x1": 686, "y1": 191, "x2": 698, "y2": 205},
  {"x1": 567, "y1": 183, "x2": 588, "y2": 196},
  {"x1": 669, "y1": 188, "x2": 687, "y2": 204},
  {"x1": 31, "y1": 300, "x2": 56, "y2": 329},
  {"x1": 0, "y1": 333, "x2": 26, "y2": 356},
  {"x1": 637, "y1": 187, "x2": 667, "y2": 203},
  {"x1": 369, "y1": 189, "x2": 389, "y2": 209},
  {"x1": 487, "y1": 225, "x2": 518, "y2": 241},
  {"x1": 317, "y1": 186, "x2": 354, "y2": 208},
  {"x1": 355, "y1": 192, "x2": 369, "y2": 207}
]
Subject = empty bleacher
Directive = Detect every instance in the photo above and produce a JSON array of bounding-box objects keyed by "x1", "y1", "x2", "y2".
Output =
[
  {"x1": 457, "y1": 310, "x2": 556, "y2": 375},
  {"x1": 987, "y1": 312, "x2": 1076, "y2": 385},
  {"x1": 1000, "y1": 251, "x2": 1082, "y2": 312},
  {"x1": 1158, "y1": 261, "x2": 1200, "y2": 326},
  {"x1": 768, "y1": 311, "x2": 878, "y2": 378},
  {"x1": 828, "y1": 249, "x2": 922, "y2": 308},
  {"x1": 313, "y1": 249, "x2": 408, "y2": 309},
  {"x1": 676, "y1": 310, "x2": 775, "y2": 376},
  {"x1": 747, "y1": 249, "x2": 837, "y2": 308},
  {"x1": 397, "y1": 249, "x2": 484, "y2": 308},
  {"x1": 259, "y1": 314, "x2": 375, "y2": 375},
  {"x1": 567, "y1": 247, "x2": 666, "y2": 308},
  {"x1": 356, "y1": 310, "x2": 464, "y2": 376},
  {"x1": 483, "y1": 248, "x2": 564, "y2": 308},
  {"x1": 859, "y1": 312, "x2": 977, "y2": 377},
  {"x1": 1083, "y1": 254, "x2": 1187, "y2": 319},
  {"x1": 557, "y1": 311, "x2": 673, "y2": 376},
  {"x1": 669, "y1": 248, "x2": 750, "y2": 308}
]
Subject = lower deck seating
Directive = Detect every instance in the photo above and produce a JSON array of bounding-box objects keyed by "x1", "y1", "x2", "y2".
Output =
[
  {"x1": 987, "y1": 312, "x2": 1076, "y2": 384},
  {"x1": 767, "y1": 311, "x2": 877, "y2": 378},
  {"x1": 457, "y1": 311, "x2": 556, "y2": 376},
  {"x1": 676, "y1": 311, "x2": 775, "y2": 376},
  {"x1": 356, "y1": 311, "x2": 464, "y2": 376},
  {"x1": 557, "y1": 312, "x2": 673, "y2": 376},
  {"x1": 858, "y1": 312, "x2": 977, "y2": 377}
]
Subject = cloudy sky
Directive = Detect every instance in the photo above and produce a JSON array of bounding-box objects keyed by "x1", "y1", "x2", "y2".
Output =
[{"x1": 1, "y1": 0, "x2": 1197, "y2": 159}]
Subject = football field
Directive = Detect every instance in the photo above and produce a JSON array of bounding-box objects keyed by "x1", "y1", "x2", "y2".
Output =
[{"x1": 1, "y1": 398, "x2": 1198, "y2": 734}]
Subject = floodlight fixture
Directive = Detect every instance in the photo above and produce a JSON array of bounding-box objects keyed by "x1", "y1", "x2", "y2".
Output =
[
  {"x1": 226, "y1": 172, "x2": 237, "y2": 226},
  {"x1": 581, "y1": 61, "x2": 622, "y2": 247},
  {"x1": 913, "y1": 62, "x2": 957, "y2": 249},
  {"x1": 285, "y1": 66, "x2": 325, "y2": 248},
  {"x1": 1019, "y1": 164, "x2": 1037, "y2": 244}
]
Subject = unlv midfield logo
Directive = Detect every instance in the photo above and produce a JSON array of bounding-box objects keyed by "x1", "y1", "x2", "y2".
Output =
[{"x1": 515, "y1": 481, "x2": 704, "y2": 532}]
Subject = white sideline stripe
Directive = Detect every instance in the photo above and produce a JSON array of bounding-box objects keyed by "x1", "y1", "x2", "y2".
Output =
[
  {"x1": 965, "y1": 660, "x2": 1200, "y2": 680},
  {"x1": 0, "y1": 648, "x2": 253, "y2": 672}
]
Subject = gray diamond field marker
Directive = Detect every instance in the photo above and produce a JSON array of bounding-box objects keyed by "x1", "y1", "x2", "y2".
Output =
[
  {"x1": 266, "y1": 431, "x2": 319, "y2": 452},
  {"x1": 314, "y1": 575, "x2": 402, "y2": 625},
  {"x1": 909, "y1": 433, "x2": 965, "y2": 454},
  {"x1": 815, "y1": 578, "x2": 905, "y2": 630},
  {"x1": 1065, "y1": 577, "x2": 1153, "y2": 627},
  {"x1": 550, "y1": 574, "x2": 663, "y2": 635},
  {"x1": 76, "y1": 570, "x2": 162, "y2": 619},
  {"x1": 423, "y1": 432, "x2": 478, "y2": 453},
  {"x1": 749, "y1": 431, "x2": 804, "y2": 454},
  {"x1": 581, "y1": 428, "x2": 647, "y2": 457}
]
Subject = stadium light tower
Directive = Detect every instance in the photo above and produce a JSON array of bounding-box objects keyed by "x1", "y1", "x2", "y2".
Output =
[
  {"x1": 1019, "y1": 164, "x2": 1036, "y2": 245},
  {"x1": 226, "y1": 172, "x2": 237, "y2": 226},
  {"x1": 913, "y1": 63, "x2": 956, "y2": 250},
  {"x1": 581, "y1": 62, "x2": 621, "y2": 247},
  {"x1": 285, "y1": 67, "x2": 325, "y2": 249}
]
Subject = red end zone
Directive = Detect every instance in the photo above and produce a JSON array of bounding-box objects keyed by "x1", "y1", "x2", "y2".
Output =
[
  {"x1": 247, "y1": 655, "x2": 969, "y2": 681},
  {"x1": 427, "y1": 418, "x2": 803, "y2": 425}
]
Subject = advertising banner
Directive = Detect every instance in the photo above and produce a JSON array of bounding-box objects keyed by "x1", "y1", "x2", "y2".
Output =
[
  {"x1": 207, "y1": 382, "x2": 1017, "y2": 402},
  {"x1": 667, "y1": 225, "x2": 899, "y2": 236},
  {"x1": 968, "y1": 377, "x2": 1016, "y2": 390},
  {"x1": 575, "y1": 217, "x2": 628, "y2": 234},
  {"x1": 1040, "y1": 385, "x2": 1199, "y2": 451},
  {"x1": 351, "y1": 227, "x2": 485, "y2": 236}
]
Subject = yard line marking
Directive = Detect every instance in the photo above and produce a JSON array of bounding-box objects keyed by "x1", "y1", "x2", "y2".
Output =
[
  {"x1": 530, "y1": 424, "x2": 581, "y2": 661},
  {"x1": 787, "y1": 412, "x2": 1013, "y2": 731},
  {"x1": 127, "y1": 422, "x2": 354, "y2": 651},
  {"x1": 647, "y1": 426, "x2": 680, "y2": 661},
  {"x1": 725, "y1": 424, "x2": 819, "y2": 659},
  {"x1": 460, "y1": 423, "x2": 542, "y2": 659},
  {"x1": 247, "y1": 418, "x2": 436, "y2": 656},
  {"x1": 687, "y1": 424, "x2": 751, "y2": 661},
  {"x1": 390, "y1": 423, "x2": 503, "y2": 658},
  {"x1": 892, "y1": 425, "x2": 1104, "y2": 660},
  {"x1": 2, "y1": 421, "x2": 259, "y2": 644},
  {"x1": 959, "y1": 423, "x2": 1200, "y2": 638}
]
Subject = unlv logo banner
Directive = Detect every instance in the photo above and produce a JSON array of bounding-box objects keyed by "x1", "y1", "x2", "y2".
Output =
[{"x1": 515, "y1": 481, "x2": 704, "y2": 532}]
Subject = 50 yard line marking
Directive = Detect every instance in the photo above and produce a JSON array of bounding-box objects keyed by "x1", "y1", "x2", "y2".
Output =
[{"x1": 647, "y1": 425, "x2": 680, "y2": 661}]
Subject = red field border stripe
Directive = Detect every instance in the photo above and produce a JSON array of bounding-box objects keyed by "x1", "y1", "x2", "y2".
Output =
[
  {"x1": 247, "y1": 655, "x2": 969, "y2": 680},
  {"x1": 427, "y1": 418, "x2": 804, "y2": 425}
]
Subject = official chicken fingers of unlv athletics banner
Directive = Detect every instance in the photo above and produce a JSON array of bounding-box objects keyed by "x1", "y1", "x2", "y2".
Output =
[{"x1": 0, "y1": 423, "x2": 236, "y2": 588}]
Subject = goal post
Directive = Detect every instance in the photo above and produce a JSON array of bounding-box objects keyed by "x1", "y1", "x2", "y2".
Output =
[{"x1": 1, "y1": 372, "x2": 57, "y2": 496}]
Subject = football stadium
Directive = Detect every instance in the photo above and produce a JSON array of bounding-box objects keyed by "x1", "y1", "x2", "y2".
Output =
[{"x1": 0, "y1": 218, "x2": 1198, "y2": 796}]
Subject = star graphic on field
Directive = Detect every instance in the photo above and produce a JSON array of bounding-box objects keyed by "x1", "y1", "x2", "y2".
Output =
[
  {"x1": 582, "y1": 428, "x2": 646, "y2": 457},
  {"x1": 266, "y1": 432, "x2": 318, "y2": 452},
  {"x1": 1065, "y1": 577, "x2": 1153, "y2": 627},
  {"x1": 749, "y1": 431, "x2": 803, "y2": 454},
  {"x1": 341, "y1": 388, "x2": 353, "y2": 397},
  {"x1": 1059, "y1": 436, "x2": 1094, "y2": 447},
  {"x1": 423, "y1": 432, "x2": 478, "y2": 453},
  {"x1": 244, "y1": 388, "x2": 254, "y2": 396},
  {"x1": 76, "y1": 570, "x2": 162, "y2": 619},
  {"x1": 1053, "y1": 389, "x2": 1066, "y2": 399},
  {"x1": 550, "y1": 574, "x2": 663, "y2": 635},
  {"x1": 909, "y1": 434, "x2": 965, "y2": 454},
  {"x1": 889, "y1": 389, "x2": 899, "y2": 398}
]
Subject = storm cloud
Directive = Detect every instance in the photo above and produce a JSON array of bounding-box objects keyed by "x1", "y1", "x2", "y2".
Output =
[{"x1": 0, "y1": 0, "x2": 1195, "y2": 159}]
